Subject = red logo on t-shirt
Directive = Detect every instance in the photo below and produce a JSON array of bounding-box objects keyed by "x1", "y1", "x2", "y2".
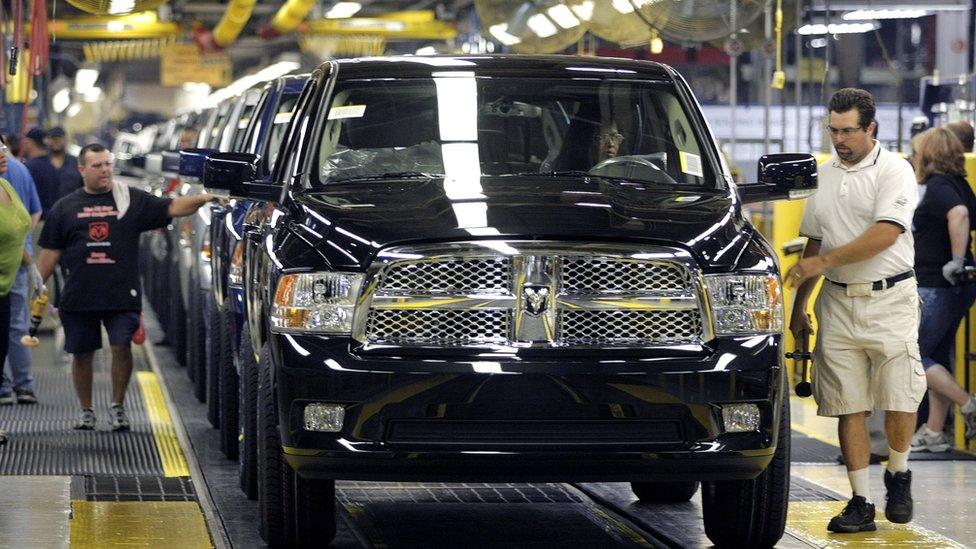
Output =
[{"x1": 89, "y1": 221, "x2": 109, "y2": 241}]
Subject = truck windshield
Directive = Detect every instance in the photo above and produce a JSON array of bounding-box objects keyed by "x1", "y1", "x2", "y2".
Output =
[{"x1": 314, "y1": 77, "x2": 716, "y2": 187}]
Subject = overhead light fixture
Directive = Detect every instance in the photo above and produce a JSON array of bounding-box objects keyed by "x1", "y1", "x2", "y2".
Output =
[
  {"x1": 488, "y1": 23, "x2": 521, "y2": 46},
  {"x1": 649, "y1": 29, "x2": 664, "y2": 54},
  {"x1": 796, "y1": 21, "x2": 880, "y2": 35},
  {"x1": 842, "y1": 9, "x2": 928, "y2": 20},
  {"x1": 74, "y1": 68, "x2": 99, "y2": 93},
  {"x1": 547, "y1": 5, "x2": 580, "y2": 29},
  {"x1": 326, "y1": 2, "x2": 361, "y2": 19},
  {"x1": 53, "y1": 88, "x2": 71, "y2": 113},
  {"x1": 611, "y1": 0, "x2": 635, "y2": 13},
  {"x1": 107, "y1": 0, "x2": 135, "y2": 15},
  {"x1": 67, "y1": 103, "x2": 82, "y2": 118},
  {"x1": 570, "y1": 1, "x2": 594, "y2": 22},
  {"x1": 526, "y1": 13, "x2": 558, "y2": 38}
]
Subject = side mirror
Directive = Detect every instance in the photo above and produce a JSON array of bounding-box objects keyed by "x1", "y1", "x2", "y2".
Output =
[
  {"x1": 161, "y1": 151, "x2": 181, "y2": 174},
  {"x1": 179, "y1": 148, "x2": 217, "y2": 179},
  {"x1": 204, "y1": 152, "x2": 279, "y2": 201},
  {"x1": 739, "y1": 153, "x2": 818, "y2": 204}
]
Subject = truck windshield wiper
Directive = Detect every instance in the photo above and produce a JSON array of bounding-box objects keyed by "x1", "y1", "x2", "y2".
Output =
[
  {"x1": 511, "y1": 170, "x2": 593, "y2": 177},
  {"x1": 331, "y1": 171, "x2": 442, "y2": 182}
]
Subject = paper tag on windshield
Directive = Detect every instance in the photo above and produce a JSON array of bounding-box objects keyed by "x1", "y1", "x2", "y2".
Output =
[
  {"x1": 679, "y1": 151, "x2": 704, "y2": 177},
  {"x1": 328, "y1": 105, "x2": 366, "y2": 120}
]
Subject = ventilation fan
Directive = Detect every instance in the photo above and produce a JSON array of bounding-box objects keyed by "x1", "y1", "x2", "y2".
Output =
[
  {"x1": 65, "y1": 0, "x2": 165, "y2": 16},
  {"x1": 476, "y1": 0, "x2": 587, "y2": 54},
  {"x1": 638, "y1": 0, "x2": 766, "y2": 45},
  {"x1": 584, "y1": 0, "x2": 669, "y2": 47}
]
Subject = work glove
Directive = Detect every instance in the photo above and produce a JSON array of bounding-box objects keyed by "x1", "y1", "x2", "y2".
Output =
[
  {"x1": 942, "y1": 256, "x2": 966, "y2": 285},
  {"x1": 27, "y1": 263, "x2": 44, "y2": 298}
]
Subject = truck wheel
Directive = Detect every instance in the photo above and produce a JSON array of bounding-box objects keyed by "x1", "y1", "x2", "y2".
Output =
[
  {"x1": 238, "y1": 323, "x2": 259, "y2": 499},
  {"x1": 189, "y1": 287, "x2": 207, "y2": 402},
  {"x1": 218, "y1": 305, "x2": 240, "y2": 459},
  {"x1": 294, "y1": 472, "x2": 337, "y2": 547},
  {"x1": 207, "y1": 298, "x2": 222, "y2": 429},
  {"x1": 257, "y1": 343, "x2": 294, "y2": 546},
  {"x1": 631, "y1": 481, "x2": 699, "y2": 503},
  {"x1": 167, "y1": 264, "x2": 187, "y2": 367},
  {"x1": 702, "y1": 383, "x2": 790, "y2": 548}
]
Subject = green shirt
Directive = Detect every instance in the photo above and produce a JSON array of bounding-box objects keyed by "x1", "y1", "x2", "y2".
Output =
[{"x1": 0, "y1": 177, "x2": 30, "y2": 295}]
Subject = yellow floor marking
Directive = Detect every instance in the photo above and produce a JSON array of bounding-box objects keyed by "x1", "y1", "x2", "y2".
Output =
[
  {"x1": 586, "y1": 507, "x2": 654, "y2": 548},
  {"x1": 70, "y1": 501, "x2": 211, "y2": 548},
  {"x1": 791, "y1": 395, "x2": 841, "y2": 447},
  {"x1": 786, "y1": 501, "x2": 967, "y2": 548},
  {"x1": 136, "y1": 371, "x2": 190, "y2": 477}
]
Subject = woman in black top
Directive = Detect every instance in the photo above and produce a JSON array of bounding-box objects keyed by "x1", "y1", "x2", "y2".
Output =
[{"x1": 911, "y1": 127, "x2": 976, "y2": 452}]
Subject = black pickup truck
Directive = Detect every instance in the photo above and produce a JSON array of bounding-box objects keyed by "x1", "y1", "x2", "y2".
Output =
[{"x1": 204, "y1": 54, "x2": 817, "y2": 548}]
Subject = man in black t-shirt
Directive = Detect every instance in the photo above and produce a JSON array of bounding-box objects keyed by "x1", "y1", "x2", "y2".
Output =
[{"x1": 36, "y1": 143, "x2": 216, "y2": 431}]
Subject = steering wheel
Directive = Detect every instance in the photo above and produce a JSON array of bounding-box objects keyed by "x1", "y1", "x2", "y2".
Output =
[{"x1": 589, "y1": 155, "x2": 677, "y2": 184}]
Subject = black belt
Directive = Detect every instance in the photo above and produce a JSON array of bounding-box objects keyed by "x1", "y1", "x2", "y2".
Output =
[{"x1": 827, "y1": 270, "x2": 915, "y2": 291}]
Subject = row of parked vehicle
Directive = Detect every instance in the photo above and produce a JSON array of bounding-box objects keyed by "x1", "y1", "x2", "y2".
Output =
[{"x1": 121, "y1": 54, "x2": 818, "y2": 548}]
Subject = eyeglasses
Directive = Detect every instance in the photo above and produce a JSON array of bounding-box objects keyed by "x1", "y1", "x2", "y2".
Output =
[
  {"x1": 826, "y1": 125, "x2": 866, "y2": 138},
  {"x1": 594, "y1": 131, "x2": 625, "y2": 144}
]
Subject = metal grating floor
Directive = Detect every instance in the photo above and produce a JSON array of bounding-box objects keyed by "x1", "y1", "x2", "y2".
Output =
[
  {"x1": 0, "y1": 337, "x2": 165, "y2": 476},
  {"x1": 82, "y1": 474, "x2": 197, "y2": 502}
]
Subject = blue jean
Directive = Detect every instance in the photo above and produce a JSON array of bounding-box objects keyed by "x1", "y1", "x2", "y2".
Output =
[
  {"x1": 2, "y1": 268, "x2": 34, "y2": 394},
  {"x1": 918, "y1": 285, "x2": 976, "y2": 370}
]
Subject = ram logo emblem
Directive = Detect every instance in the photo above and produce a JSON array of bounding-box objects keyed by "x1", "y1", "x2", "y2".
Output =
[{"x1": 521, "y1": 285, "x2": 550, "y2": 316}]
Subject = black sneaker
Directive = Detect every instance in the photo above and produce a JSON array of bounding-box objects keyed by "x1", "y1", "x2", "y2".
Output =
[
  {"x1": 884, "y1": 469, "x2": 913, "y2": 524},
  {"x1": 15, "y1": 389, "x2": 37, "y2": 405},
  {"x1": 0, "y1": 393, "x2": 13, "y2": 406},
  {"x1": 827, "y1": 495, "x2": 876, "y2": 533}
]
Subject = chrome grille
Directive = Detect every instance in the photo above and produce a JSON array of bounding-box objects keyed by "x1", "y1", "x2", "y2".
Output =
[
  {"x1": 360, "y1": 243, "x2": 704, "y2": 349},
  {"x1": 560, "y1": 257, "x2": 690, "y2": 294},
  {"x1": 559, "y1": 310, "x2": 701, "y2": 345},
  {"x1": 379, "y1": 257, "x2": 511, "y2": 294},
  {"x1": 366, "y1": 309, "x2": 509, "y2": 345}
]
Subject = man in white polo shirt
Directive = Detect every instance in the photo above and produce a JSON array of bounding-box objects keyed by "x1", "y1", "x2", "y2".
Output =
[{"x1": 787, "y1": 88, "x2": 922, "y2": 534}]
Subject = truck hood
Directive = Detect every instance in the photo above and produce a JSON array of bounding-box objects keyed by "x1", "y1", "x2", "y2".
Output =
[{"x1": 292, "y1": 176, "x2": 751, "y2": 270}]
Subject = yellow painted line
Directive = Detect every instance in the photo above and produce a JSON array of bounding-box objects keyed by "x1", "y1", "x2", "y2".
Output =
[
  {"x1": 70, "y1": 501, "x2": 212, "y2": 548},
  {"x1": 586, "y1": 507, "x2": 654, "y2": 548},
  {"x1": 342, "y1": 502, "x2": 389, "y2": 549},
  {"x1": 790, "y1": 395, "x2": 841, "y2": 448},
  {"x1": 786, "y1": 501, "x2": 967, "y2": 548},
  {"x1": 136, "y1": 371, "x2": 190, "y2": 477}
]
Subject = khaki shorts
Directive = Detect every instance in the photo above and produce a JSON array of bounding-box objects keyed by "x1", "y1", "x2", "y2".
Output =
[{"x1": 811, "y1": 278, "x2": 926, "y2": 417}]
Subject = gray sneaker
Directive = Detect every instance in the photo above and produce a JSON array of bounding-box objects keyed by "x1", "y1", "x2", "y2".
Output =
[
  {"x1": 74, "y1": 408, "x2": 96, "y2": 430},
  {"x1": 110, "y1": 405, "x2": 130, "y2": 432},
  {"x1": 910, "y1": 426, "x2": 950, "y2": 453},
  {"x1": 0, "y1": 393, "x2": 13, "y2": 406},
  {"x1": 963, "y1": 395, "x2": 976, "y2": 441}
]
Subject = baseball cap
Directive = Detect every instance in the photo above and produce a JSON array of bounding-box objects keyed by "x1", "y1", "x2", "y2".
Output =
[
  {"x1": 26, "y1": 127, "x2": 46, "y2": 143},
  {"x1": 48, "y1": 126, "x2": 66, "y2": 138}
]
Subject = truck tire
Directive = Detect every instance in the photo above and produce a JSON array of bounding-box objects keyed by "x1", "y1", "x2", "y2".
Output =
[
  {"x1": 207, "y1": 298, "x2": 222, "y2": 429},
  {"x1": 631, "y1": 481, "x2": 699, "y2": 503},
  {"x1": 167, "y1": 264, "x2": 187, "y2": 367},
  {"x1": 238, "y1": 323, "x2": 259, "y2": 499},
  {"x1": 294, "y1": 473, "x2": 337, "y2": 547},
  {"x1": 257, "y1": 343, "x2": 294, "y2": 546},
  {"x1": 702, "y1": 382, "x2": 790, "y2": 548},
  {"x1": 218, "y1": 305, "x2": 240, "y2": 459},
  {"x1": 188, "y1": 287, "x2": 207, "y2": 402}
]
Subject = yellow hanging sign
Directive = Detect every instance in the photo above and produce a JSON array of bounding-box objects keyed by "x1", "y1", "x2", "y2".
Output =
[{"x1": 160, "y1": 44, "x2": 232, "y2": 87}]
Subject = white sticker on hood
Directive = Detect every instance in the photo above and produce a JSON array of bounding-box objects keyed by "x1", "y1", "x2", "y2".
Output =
[
  {"x1": 328, "y1": 105, "x2": 366, "y2": 120},
  {"x1": 679, "y1": 151, "x2": 704, "y2": 178}
]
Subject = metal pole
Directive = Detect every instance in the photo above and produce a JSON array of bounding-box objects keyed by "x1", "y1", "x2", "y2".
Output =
[
  {"x1": 795, "y1": 0, "x2": 803, "y2": 151},
  {"x1": 895, "y1": 20, "x2": 905, "y2": 152},
  {"x1": 730, "y1": 0, "x2": 738, "y2": 160},
  {"x1": 764, "y1": 0, "x2": 773, "y2": 151}
]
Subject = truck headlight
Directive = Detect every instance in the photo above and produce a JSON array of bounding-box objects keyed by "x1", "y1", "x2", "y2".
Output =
[
  {"x1": 271, "y1": 272, "x2": 364, "y2": 334},
  {"x1": 703, "y1": 274, "x2": 783, "y2": 335}
]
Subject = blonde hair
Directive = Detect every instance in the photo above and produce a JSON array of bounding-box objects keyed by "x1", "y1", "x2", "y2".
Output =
[{"x1": 914, "y1": 127, "x2": 967, "y2": 183}]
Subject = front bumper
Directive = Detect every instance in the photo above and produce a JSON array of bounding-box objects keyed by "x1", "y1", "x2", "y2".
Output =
[{"x1": 272, "y1": 334, "x2": 784, "y2": 483}]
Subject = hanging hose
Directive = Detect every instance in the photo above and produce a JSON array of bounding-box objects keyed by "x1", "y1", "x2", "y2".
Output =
[
  {"x1": 9, "y1": 0, "x2": 22, "y2": 76},
  {"x1": 28, "y1": 0, "x2": 50, "y2": 76},
  {"x1": 771, "y1": 0, "x2": 785, "y2": 89},
  {"x1": 0, "y1": 0, "x2": 7, "y2": 88}
]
